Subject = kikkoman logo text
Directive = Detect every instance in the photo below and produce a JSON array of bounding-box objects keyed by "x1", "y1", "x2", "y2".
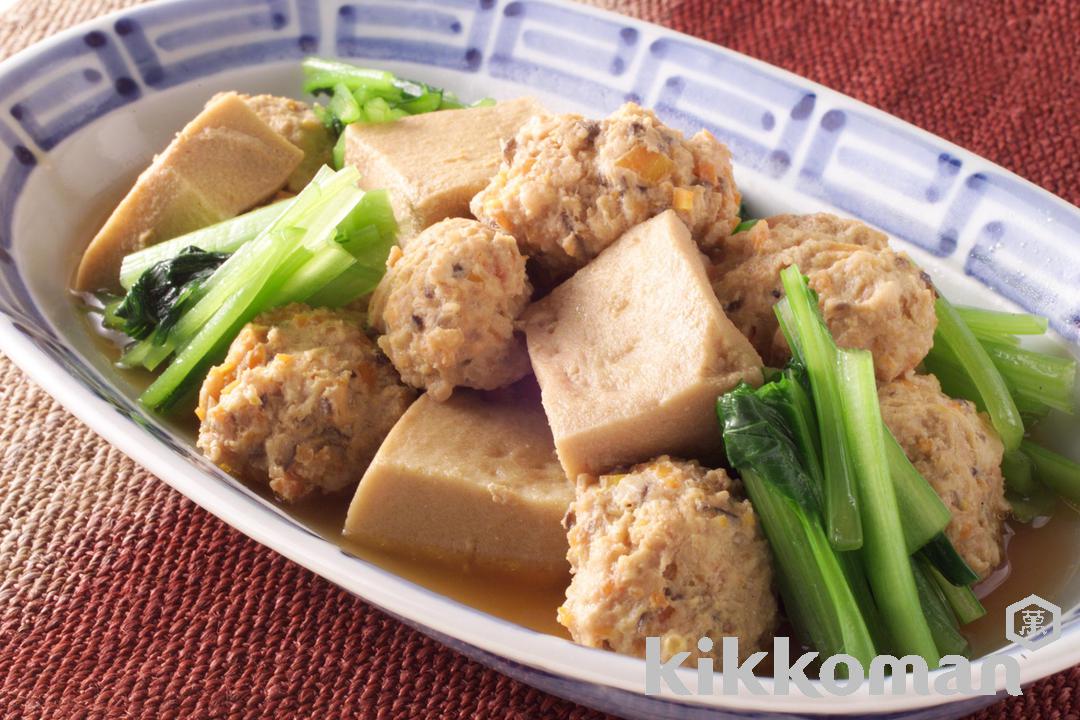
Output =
[{"x1": 644, "y1": 595, "x2": 1062, "y2": 698}]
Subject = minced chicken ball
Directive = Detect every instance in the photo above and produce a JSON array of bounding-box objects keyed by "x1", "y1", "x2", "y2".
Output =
[
  {"x1": 197, "y1": 304, "x2": 415, "y2": 502},
  {"x1": 709, "y1": 213, "x2": 937, "y2": 382},
  {"x1": 559, "y1": 456, "x2": 777, "y2": 662},
  {"x1": 369, "y1": 218, "x2": 532, "y2": 401},
  {"x1": 878, "y1": 373, "x2": 1009, "y2": 579},
  {"x1": 471, "y1": 102, "x2": 741, "y2": 283}
]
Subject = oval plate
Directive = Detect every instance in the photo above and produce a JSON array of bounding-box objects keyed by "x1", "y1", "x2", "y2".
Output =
[{"x1": 0, "y1": 1, "x2": 1078, "y2": 718}]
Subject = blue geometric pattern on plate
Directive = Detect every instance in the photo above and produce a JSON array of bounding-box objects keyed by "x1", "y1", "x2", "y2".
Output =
[
  {"x1": 335, "y1": 1, "x2": 495, "y2": 71},
  {"x1": 115, "y1": 0, "x2": 321, "y2": 89},
  {"x1": 796, "y1": 109, "x2": 966, "y2": 258},
  {"x1": 633, "y1": 36, "x2": 816, "y2": 180},
  {"x1": 0, "y1": 30, "x2": 138, "y2": 150},
  {"x1": 490, "y1": 1, "x2": 640, "y2": 111}
]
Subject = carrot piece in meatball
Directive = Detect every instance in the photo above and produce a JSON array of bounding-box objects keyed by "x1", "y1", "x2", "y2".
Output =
[
  {"x1": 197, "y1": 304, "x2": 415, "y2": 502},
  {"x1": 559, "y1": 456, "x2": 778, "y2": 662},
  {"x1": 370, "y1": 218, "x2": 532, "y2": 401}
]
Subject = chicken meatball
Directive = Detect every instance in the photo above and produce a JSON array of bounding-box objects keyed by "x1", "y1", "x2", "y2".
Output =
[
  {"x1": 471, "y1": 102, "x2": 741, "y2": 283},
  {"x1": 709, "y1": 213, "x2": 936, "y2": 381},
  {"x1": 559, "y1": 457, "x2": 777, "y2": 662},
  {"x1": 370, "y1": 218, "x2": 532, "y2": 401},
  {"x1": 879, "y1": 373, "x2": 1008, "y2": 579},
  {"x1": 197, "y1": 304, "x2": 415, "y2": 502}
]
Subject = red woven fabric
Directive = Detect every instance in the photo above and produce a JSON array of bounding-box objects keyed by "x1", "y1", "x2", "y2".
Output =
[{"x1": 0, "y1": 2, "x2": 1078, "y2": 719}]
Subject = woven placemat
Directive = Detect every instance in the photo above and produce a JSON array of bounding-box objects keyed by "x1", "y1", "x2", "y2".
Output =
[{"x1": 1, "y1": 1, "x2": 1077, "y2": 718}]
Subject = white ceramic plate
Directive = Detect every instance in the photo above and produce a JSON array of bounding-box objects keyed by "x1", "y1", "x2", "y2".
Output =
[{"x1": 1, "y1": 1, "x2": 1078, "y2": 717}]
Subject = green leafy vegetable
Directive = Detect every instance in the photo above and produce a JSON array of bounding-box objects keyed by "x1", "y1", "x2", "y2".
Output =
[
  {"x1": 331, "y1": 131, "x2": 348, "y2": 169},
  {"x1": 918, "y1": 533, "x2": 979, "y2": 587},
  {"x1": 1022, "y1": 440, "x2": 1080, "y2": 505},
  {"x1": 837, "y1": 347, "x2": 939, "y2": 663},
  {"x1": 884, "y1": 429, "x2": 951, "y2": 553},
  {"x1": 118, "y1": 200, "x2": 291, "y2": 290},
  {"x1": 925, "y1": 562, "x2": 986, "y2": 625},
  {"x1": 112, "y1": 247, "x2": 228, "y2": 340},
  {"x1": 720, "y1": 383, "x2": 821, "y2": 513},
  {"x1": 302, "y1": 56, "x2": 492, "y2": 136},
  {"x1": 732, "y1": 218, "x2": 759, "y2": 234},
  {"x1": 927, "y1": 334, "x2": 1076, "y2": 418},
  {"x1": 981, "y1": 340, "x2": 1076, "y2": 415},
  {"x1": 929, "y1": 295, "x2": 1025, "y2": 451},
  {"x1": 912, "y1": 556, "x2": 971, "y2": 657},
  {"x1": 718, "y1": 384, "x2": 877, "y2": 665},
  {"x1": 1008, "y1": 487, "x2": 1057, "y2": 524},
  {"x1": 777, "y1": 266, "x2": 862, "y2": 550},
  {"x1": 1002, "y1": 449, "x2": 1040, "y2": 497},
  {"x1": 955, "y1": 306, "x2": 1048, "y2": 338},
  {"x1": 925, "y1": 299, "x2": 1079, "y2": 515},
  {"x1": 756, "y1": 364, "x2": 824, "y2": 498},
  {"x1": 127, "y1": 166, "x2": 396, "y2": 411}
]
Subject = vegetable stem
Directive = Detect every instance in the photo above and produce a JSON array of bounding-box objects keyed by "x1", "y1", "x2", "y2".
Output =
[
  {"x1": 1022, "y1": 440, "x2": 1080, "y2": 505},
  {"x1": 778, "y1": 266, "x2": 862, "y2": 550},
  {"x1": 955, "y1": 306, "x2": 1048, "y2": 337},
  {"x1": 135, "y1": 166, "x2": 396, "y2": 410},
  {"x1": 838, "y1": 348, "x2": 939, "y2": 664},
  {"x1": 1001, "y1": 449, "x2": 1040, "y2": 497},
  {"x1": 119, "y1": 200, "x2": 291, "y2": 290},
  {"x1": 981, "y1": 340, "x2": 1076, "y2": 415},
  {"x1": 743, "y1": 470, "x2": 877, "y2": 666},
  {"x1": 1008, "y1": 488, "x2": 1057, "y2": 523},
  {"x1": 918, "y1": 533, "x2": 979, "y2": 587},
  {"x1": 925, "y1": 562, "x2": 986, "y2": 625},
  {"x1": 912, "y1": 557, "x2": 971, "y2": 658},
  {"x1": 931, "y1": 295, "x2": 1024, "y2": 451},
  {"x1": 884, "y1": 429, "x2": 951, "y2": 553}
]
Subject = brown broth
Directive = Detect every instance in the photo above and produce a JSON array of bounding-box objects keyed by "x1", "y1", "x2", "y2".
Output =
[
  {"x1": 77, "y1": 307, "x2": 1080, "y2": 660},
  {"x1": 967, "y1": 506, "x2": 1080, "y2": 657},
  {"x1": 288, "y1": 491, "x2": 570, "y2": 638}
]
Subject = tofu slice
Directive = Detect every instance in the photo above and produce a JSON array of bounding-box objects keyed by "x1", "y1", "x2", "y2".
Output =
[
  {"x1": 74, "y1": 92, "x2": 303, "y2": 291},
  {"x1": 523, "y1": 210, "x2": 764, "y2": 478},
  {"x1": 239, "y1": 93, "x2": 334, "y2": 192},
  {"x1": 344, "y1": 97, "x2": 545, "y2": 240},
  {"x1": 344, "y1": 381, "x2": 573, "y2": 581}
]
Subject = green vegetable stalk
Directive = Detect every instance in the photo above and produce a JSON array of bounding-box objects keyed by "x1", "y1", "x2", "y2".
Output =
[
  {"x1": 777, "y1": 266, "x2": 863, "y2": 550},
  {"x1": 134, "y1": 166, "x2": 397, "y2": 410},
  {"x1": 302, "y1": 56, "x2": 492, "y2": 136},
  {"x1": 955, "y1": 306, "x2": 1048, "y2": 338},
  {"x1": 119, "y1": 200, "x2": 291, "y2": 290},
  {"x1": 912, "y1": 557, "x2": 971, "y2": 657},
  {"x1": 884, "y1": 430, "x2": 951, "y2": 553},
  {"x1": 930, "y1": 295, "x2": 1025, "y2": 451},
  {"x1": 1022, "y1": 440, "x2": 1080, "y2": 505},
  {"x1": 924, "y1": 562, "x2": 986, "y2": 626},
  {"x1": 837, "y1": 348, "x2": 940, "y2": 664},
  {"x1": 718, "y1": 385, "x2": 877, "y2": 665},
  {"x1": 925, "y1": 298, "x2": 1078, "y2": 514},
  {"x1": 918, "y1": 533, "x2": 979, "y2": 587}
]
